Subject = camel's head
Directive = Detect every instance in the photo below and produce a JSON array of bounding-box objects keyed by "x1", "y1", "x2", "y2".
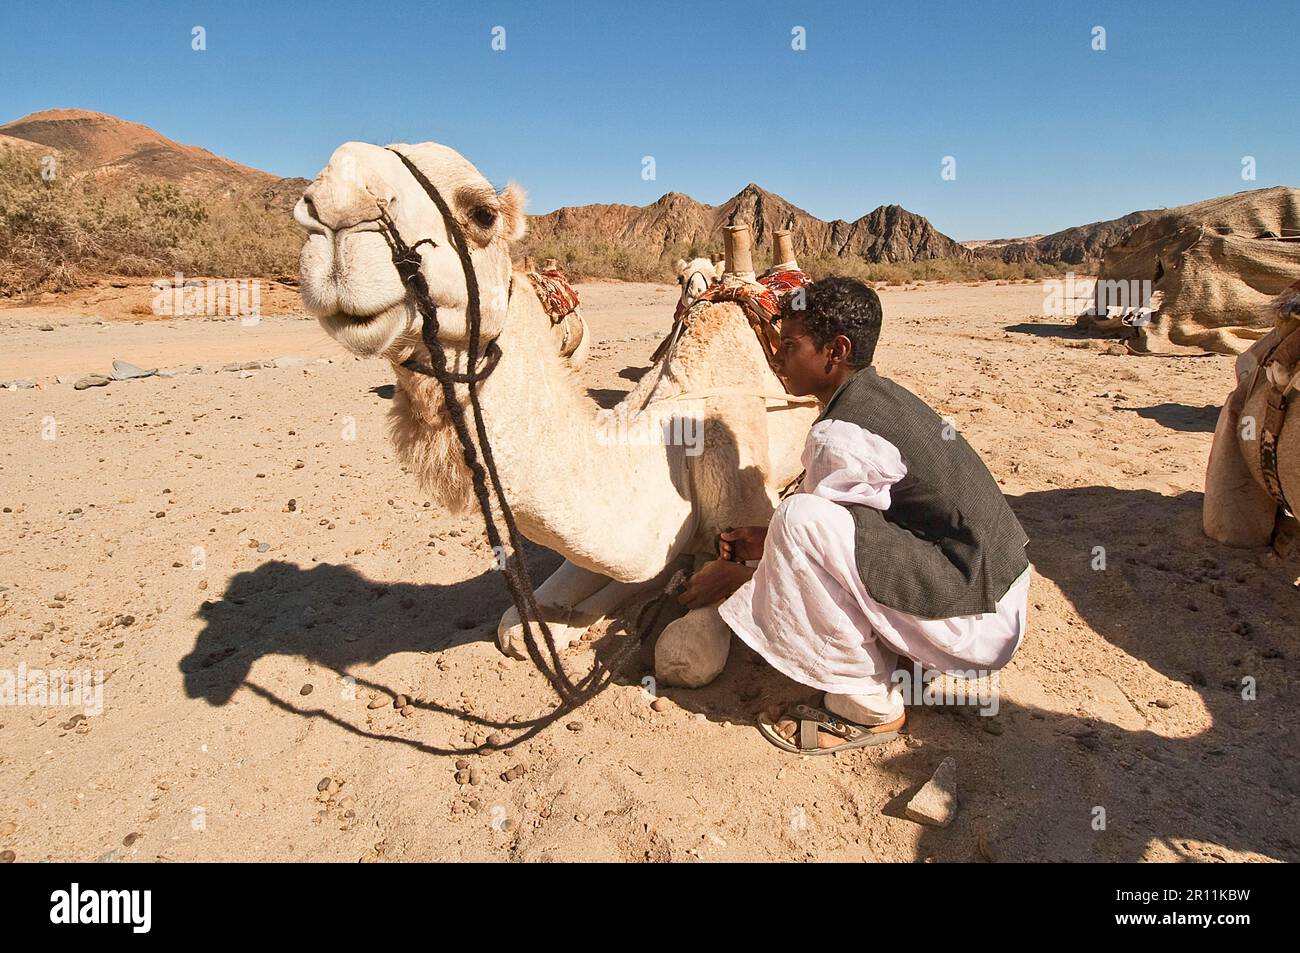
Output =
[
  {"x1": 675, "y1": 256, "x2": 722, "y2": 311},
  {"x1": 296, "y1": 141, "x2": 527, "y2": 358}
]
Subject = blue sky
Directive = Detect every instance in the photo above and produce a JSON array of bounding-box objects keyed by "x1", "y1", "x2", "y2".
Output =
[{"x1": 1, "y1": 0, "x2": 1296, "y2": 240}]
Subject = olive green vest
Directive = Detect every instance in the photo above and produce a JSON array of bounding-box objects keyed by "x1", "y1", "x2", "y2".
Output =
[{"x1": 817, "y1": 367, "x2": 1029, "y2": 619}]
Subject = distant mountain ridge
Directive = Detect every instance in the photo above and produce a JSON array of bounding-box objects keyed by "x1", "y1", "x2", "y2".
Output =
[
  {"x1": 0, "y1": 109, "x2": 1192, "y2": 272},
  {"x1": 962, "y1": 210, "x2": 1161, "y2": 266},
  {"x1": 523, "y1": 182, "x2": 969, "y2": 266}
]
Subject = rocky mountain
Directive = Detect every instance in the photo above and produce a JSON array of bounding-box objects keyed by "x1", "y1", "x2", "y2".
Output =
[
  {"x1": 0, "y1": 109, "x2": 308, "y2": 209},
  {"x1": 523, "y1": 182, "x2": 969, "y2": 265},
  {"x1": 964, "y1": 210, "x2": 1160, "y2": 266}
]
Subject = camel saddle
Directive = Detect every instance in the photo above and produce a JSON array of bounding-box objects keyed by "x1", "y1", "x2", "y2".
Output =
[
  {"x1": 526, "y1": 269, "x2": 584, "y2": 359},
  {"x1": 649, "y1": 269, "x2": 812, "y2": 382},
  {"x1": 526, "y1": 269, "x2": 580, "y2": 323}
]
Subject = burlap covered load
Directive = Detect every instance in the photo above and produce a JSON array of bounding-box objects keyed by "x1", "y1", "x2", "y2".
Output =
[{"x1": 1079, "y1": 186, "x2": 1300, "y2": 355}]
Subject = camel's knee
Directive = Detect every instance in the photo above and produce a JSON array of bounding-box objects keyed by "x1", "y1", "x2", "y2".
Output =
[{"x1": 654, "y1": 608, "x2": 732, "y2": 688}]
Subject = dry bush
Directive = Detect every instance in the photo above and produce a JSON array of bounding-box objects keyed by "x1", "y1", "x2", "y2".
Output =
[{"x1": 0, "y1": 148, "x2": 300, "y2": 297}]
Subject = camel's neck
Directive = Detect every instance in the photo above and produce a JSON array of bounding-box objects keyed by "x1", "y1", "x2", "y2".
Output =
[{"x1": 391, "y1": 275, "x2": 694, "y2": 582}]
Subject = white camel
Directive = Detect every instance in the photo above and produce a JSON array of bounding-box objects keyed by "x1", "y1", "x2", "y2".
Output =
[
  {"x1": 674, "y1": 256, "x2": 724, "y2": 313},
  {"x1": 296, "y1": 141, "x2": 818, "y2": 687}
]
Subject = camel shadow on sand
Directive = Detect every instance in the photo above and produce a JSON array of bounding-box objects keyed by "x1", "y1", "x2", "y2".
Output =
[{"x1": 180, "y1": 543, "x2": 580, "y2": 755}]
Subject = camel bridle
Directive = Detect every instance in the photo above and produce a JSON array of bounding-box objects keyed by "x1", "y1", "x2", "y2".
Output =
[{"x1": 370, "y1": 147, "x2": 679, "y2": 713}]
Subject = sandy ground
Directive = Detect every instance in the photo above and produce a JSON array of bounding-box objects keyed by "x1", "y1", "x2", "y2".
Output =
[{"x1": 0, "y1": 278, "x2": 1296, "y2": 863}]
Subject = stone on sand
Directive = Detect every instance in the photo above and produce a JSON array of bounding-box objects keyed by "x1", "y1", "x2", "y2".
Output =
[
  {"x1": 904, "y1": 757, "x2": 958, "y2": 827},
  {"x1": 110, "y1": 359, "x2": 157, "y2": 380},
  {"x1": 74, "y1": 374, "x2": 111, "y2": 390}
]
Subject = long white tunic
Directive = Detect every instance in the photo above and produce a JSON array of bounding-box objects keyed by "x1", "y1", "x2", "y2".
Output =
[{"x1": 718, "y1": 418, "x2": 1031, "y2": 701}]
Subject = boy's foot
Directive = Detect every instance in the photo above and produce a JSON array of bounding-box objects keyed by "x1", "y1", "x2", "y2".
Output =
[{"x1": 759, "y1": 701, "x2": 904, "y2": 756}]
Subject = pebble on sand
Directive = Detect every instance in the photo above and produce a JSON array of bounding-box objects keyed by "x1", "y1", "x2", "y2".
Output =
[
  {"x1": 367, "y1": 696, "x2": 387, "y2": 709},
  {"x1": 0, "y1": 850, "x2": 14, "y2": 863},
  {"x1": 904, "y1": 757, "x2": 958, "y2": 828},
  {"x1": 300, "y1": 684, "x2": 313, "y2": 696},
  {"x1": 651, "y1": 697, "x2": 671, "y2": 712},
  {"x1": 74, "y1": 374, "x2": 111, "y2": 390}
]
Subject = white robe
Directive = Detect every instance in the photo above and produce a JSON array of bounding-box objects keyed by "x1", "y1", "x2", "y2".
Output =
[{"x1": 718, "y1": 418, "x2": 1031, "y2": 725}]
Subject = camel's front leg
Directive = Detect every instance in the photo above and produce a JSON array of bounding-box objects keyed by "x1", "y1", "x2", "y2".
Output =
[{"x1": 496, "y1": 559, "x2": 610, "y2": 659}]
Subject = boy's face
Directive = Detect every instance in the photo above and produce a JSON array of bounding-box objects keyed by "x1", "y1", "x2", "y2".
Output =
[{"x1": 773, "y1": 314, "x2": 835, "y2": 396}]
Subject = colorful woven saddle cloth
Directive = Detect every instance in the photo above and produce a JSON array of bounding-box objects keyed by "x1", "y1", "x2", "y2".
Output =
[
  {"x1": 526, "y1": 269, "x2": 581, "y2": 324},
  {"x1": 651, "y1": 268, "x2": 811, "y2": 369}
]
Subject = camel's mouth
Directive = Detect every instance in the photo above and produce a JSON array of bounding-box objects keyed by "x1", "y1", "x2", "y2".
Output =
[{"x1": 316, "y1": 303, "x2": 410, "y2": 357}]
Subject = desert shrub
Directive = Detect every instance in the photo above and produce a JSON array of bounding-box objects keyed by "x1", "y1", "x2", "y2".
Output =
[{"x1": 0, "y1": 148, "x2": 300, "y2": 296}]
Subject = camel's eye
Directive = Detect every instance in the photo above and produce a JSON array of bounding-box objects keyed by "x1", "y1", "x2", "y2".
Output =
[{"x1": 470, "y1": 206, "x2": 497, "y2": 229}]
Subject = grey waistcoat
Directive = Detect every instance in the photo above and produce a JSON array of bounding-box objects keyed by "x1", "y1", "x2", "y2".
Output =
[{"x1": 816, "y1": 367, "x2": 1029, "y2": 619}]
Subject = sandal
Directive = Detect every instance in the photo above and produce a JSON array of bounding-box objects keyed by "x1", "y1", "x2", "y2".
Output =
[{"x1": 758, "y1": 699, "x2": 904, "y2": 756}]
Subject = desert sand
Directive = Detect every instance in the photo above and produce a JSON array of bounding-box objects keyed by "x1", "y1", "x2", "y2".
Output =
[{"x1": 0, "y1": 279, "x2": 1296, "y2": 862}]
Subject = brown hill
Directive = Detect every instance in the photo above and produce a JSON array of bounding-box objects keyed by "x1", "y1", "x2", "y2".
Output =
[
  {"x1": 965, "y1": 210, "x2": 1160, "y2": 266},
  {"x1": 0, "y1": 109, "x2": 306, "y2": 208},
  {"x1": 522, "y1": 182, "x2": 968, "y2": 267}
]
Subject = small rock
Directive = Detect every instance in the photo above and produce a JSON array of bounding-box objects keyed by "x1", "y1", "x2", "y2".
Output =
[
  {"x1": 455, "y1": 770, "x2": 471, "y2": 785},
  {"x1": 0, "y1": 850, "x2": 14, "y2": 863},
  {"x1": 257, "y1": 542, "x2": 270, "y2": 553},
  {"x1": 317, "y1": 777, "x2": 333, "y2": 792},
  {"x1": 2, "y1": 379, "x2": 35, "y2": 390},
  {"x1": 454, "y1": 759, "x2": 470, "y2": 770},
  {"x1": 399, "y1": 705, "x2": 414, "y2": 717},
  {"x1": 299, "y1": 683, "x2": 313, "y2": 696},
  {"x1": 393, "y1": 694, "x2": 409, "y2": 709},
  {"x1": 272, "y1": 355, "x2": 306, "y2": 368},
  {"x1": 122, "y1": 832, "x2": 141, "y2": 847},
  {"x1": 565, "y1": 721, "x2": 583, "y2": 732},
  {"x1": 0, "y1": 821, "x2": 16, "y2": 836},
  {"x1": 367, "y1": 696, "x2": 387, "y2": 710},
  {"x1": 903, "y1": 757, "x2": 958, "y2": 827},
  {"x1": 468, "y1": 768, "x2": 482, "y2": 785},
  {"x1": 1154, "y1": 698, "x2": 1174, "y2": 709},
  {"x1": 651, "y1": 697, "x2": 670, "y2": 712},
  {"x1": 110, "y1": 359, "x2": 157, "y2": 381},
  {"x1": 74, "y1": 374, "x2": 110, "y2": 390},
  {"x1": 487, "y1": 731, "x2": 507, "y2": 747}
]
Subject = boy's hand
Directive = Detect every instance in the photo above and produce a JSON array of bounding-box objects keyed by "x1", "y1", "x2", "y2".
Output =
[
  {"x1": 678, "y1": 559, "x2": 755, "y2": 609},
  {"x1": 719, "y1": 525, "x2": 768, "y2": 562}
]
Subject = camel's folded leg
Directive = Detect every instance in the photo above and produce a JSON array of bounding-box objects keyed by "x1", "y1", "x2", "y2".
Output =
[
  {"x1": 496, "y1": 560, "x2": 611, "y2": 659},
  {"x1": 1204, "y1": 385, "x2": 1278, "y2": 547},
  {"x1": 654, "y1": 606, "x2": 733, "y2": 689}
]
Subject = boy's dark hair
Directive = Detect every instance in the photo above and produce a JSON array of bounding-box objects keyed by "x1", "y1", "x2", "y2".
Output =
[{"x1": 781, "y1": 276, "x2": 883, "y2": 368}]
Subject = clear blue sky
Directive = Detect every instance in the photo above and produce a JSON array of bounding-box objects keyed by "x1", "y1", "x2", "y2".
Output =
[{"x1": 2, "y1": 0, "x2": 1296, "y2": 240}]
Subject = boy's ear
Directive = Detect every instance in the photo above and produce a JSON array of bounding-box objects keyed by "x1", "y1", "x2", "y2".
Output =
[{"x1": 498, "y1": 181, "x2": 527, "y2": 242}]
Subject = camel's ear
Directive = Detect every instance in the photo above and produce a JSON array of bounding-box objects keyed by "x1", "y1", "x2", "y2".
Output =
[
  {"x1": 498, "y1": 181, "x2": 528, "y2": 242},
  {"x1": 674, "y1": 258, "x2": 687, "y2": 274}
]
